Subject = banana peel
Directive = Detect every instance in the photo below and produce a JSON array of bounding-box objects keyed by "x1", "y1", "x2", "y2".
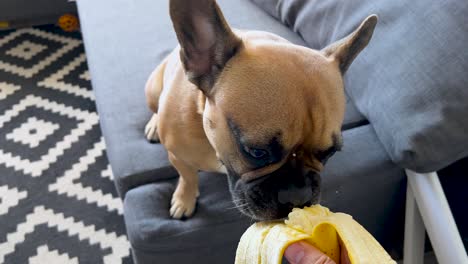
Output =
[{"x1": 235, "y1": 205, "x2": 396, "y2": 264}]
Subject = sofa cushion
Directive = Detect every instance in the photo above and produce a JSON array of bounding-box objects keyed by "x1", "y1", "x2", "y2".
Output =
[
  {"x1": 251, "y1": 0, "x2": 468, "y2": 172},
  {"x1": 76, "y1": 0, "x2": 366, "y2": 198},
  {"x1": 123, "y1": 125, "x2": 405, "y2": 262},
  {"x1": 124, "y1": 172, "x2": 250, "y2": 253}
]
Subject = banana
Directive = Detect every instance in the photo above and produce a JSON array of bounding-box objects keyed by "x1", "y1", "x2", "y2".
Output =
[{"x1": 235, "y1": 205, "x2": 396, "y2": 264}]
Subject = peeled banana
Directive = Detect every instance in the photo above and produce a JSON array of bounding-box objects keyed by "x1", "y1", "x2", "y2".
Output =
[{"x1": 235, "y1": 205, "x2": 396, "y2": 264}]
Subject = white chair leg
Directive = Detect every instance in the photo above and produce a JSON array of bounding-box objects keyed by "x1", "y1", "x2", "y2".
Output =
[
  {"x1": 406, "y1": 170, "x2": 468, "y2": 264},
  {"x1": 403, "y1": 183, "x2": 425, "y2": 264}
]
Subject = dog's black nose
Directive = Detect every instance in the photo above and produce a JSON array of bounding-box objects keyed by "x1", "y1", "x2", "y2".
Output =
[
  {"x1": 277, "y1": 184, "x2": 314, "y2": 207},
  {"x1": 276, "y1": 170, "x2": 320, "y2": 208}
]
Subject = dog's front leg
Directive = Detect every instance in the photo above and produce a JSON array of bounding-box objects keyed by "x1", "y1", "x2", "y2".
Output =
[
  {"x1": 168, "y1": 152, "x2": 200, "y2": 219},
  {"x1": 144, "y1": 113, "x2": 159, "y2": 143}
]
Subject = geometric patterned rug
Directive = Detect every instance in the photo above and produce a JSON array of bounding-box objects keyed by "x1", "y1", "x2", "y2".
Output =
[{"x1": 0, "y1": 25, "x2": 133, "y2": 264}]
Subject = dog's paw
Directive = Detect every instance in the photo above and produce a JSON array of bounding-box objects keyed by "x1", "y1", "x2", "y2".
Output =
[
  {"x1": 169, "y1": 187, "x2": 198, "y2": 219},
  {"x1": 144, "y1": 114, "x2": 159, "y2": 143}
]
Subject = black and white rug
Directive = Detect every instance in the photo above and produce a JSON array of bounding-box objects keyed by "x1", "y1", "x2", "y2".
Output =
[{"x1": 0, "y1": 25, "x2": 132, "y2": 264}]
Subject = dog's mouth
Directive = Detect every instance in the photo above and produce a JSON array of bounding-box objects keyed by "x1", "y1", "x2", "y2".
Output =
[
  {"x1": 229, "y1": 183, "x2": 288, "y2": 221},
  {"x1": 226, "y1": 165, "x2": 321, "y2": 221},
  {"x1": 230, "y1": 190, "x2": 261, "y2": 220}
]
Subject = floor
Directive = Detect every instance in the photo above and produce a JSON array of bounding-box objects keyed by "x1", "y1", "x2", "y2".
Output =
[{"x1": 0, "y1": 25, "x2": 132, "y2": 263}]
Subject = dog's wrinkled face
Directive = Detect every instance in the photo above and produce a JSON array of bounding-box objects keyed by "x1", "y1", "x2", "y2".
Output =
[
  {"x1": 170, "y1": 0, "x2": 377, "y2": 220},
  {"x1": 202, "y1": 44, "x2": 345, "y2": 220}
]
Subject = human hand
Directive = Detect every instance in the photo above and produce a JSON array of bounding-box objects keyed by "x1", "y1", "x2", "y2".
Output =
[{"x1": 284, "y1": 241, "x2": 351, "y2": 264}]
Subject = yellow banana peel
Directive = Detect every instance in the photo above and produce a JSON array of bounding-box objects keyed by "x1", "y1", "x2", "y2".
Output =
[{"x1": 235, "y1": 205, "x2": 396, "y2": 264}]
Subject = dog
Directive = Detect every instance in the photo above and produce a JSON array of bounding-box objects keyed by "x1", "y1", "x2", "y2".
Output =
[{"x1": 144, "y1": 0, "x2": 377, "y2": 220}]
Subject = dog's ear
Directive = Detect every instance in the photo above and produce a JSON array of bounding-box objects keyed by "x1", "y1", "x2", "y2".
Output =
[
  {"x1": 322, "y1": 15, "x2": 377, "y2": 73},
  {"x1": 169, "y1": 0, "x2": 241, "y2": 95}
]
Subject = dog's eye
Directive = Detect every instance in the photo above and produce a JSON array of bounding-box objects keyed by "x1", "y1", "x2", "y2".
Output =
[{"x1": 244, "y1": 147, "x2": 268, "y2": 159}]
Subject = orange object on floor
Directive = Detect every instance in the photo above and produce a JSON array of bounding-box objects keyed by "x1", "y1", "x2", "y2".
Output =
[{"x1": 58, "y1": 14, "x2": 79, "y2": 32}]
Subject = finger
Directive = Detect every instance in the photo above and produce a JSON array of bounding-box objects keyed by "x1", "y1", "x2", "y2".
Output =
[
  {"x1": 284, "y1": 241, "x2": 336, "y2": 264},
  {"x1": 339, "y1": 237, "x2": 352, "y2": 264}
]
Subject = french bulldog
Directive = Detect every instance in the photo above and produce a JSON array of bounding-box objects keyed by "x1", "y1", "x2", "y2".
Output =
[{"x1": 144, "y1": 0, "x2": 377, "y2": 220}]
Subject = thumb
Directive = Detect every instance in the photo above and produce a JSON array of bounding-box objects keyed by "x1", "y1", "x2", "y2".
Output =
[{"x1": 284, "y1": 241, "x2": 336, "y2": 264}]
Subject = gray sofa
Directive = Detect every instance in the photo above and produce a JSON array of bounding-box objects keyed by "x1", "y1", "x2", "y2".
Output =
[{"x1": 76, "y1": 0, "x2": 467, "y2": 263}]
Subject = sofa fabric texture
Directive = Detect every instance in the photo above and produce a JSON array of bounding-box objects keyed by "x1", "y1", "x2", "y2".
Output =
[
  {"x1": 124, "y1": 173, "x2": 251, "y2": 263},
  {"x1": 251, "y1": 0, "x2": 468, "y2": 172}
]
